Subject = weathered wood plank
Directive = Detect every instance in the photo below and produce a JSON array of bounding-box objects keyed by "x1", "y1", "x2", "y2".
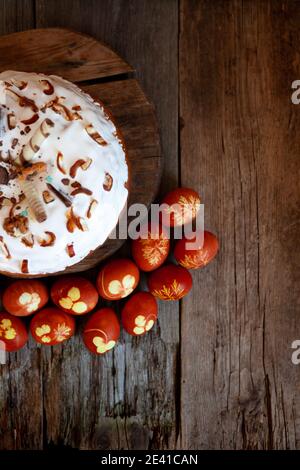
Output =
[
  {"x1": 180, "y1": 0, "x2": 300, "y2": 449},
  {"x1": 0, "y1": 0, "x2": 44, "y2": 451},
  {"x1": 0, "y1": 28, "x2": 132, "y2": 81},
  {"x1": 33, "y1": 0, "x2": 179, "y2": 449},
  {"x1": 0, "y1": 0, "x2": 34, "y2": 35}
]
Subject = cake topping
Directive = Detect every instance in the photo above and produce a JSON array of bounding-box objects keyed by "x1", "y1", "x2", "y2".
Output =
[
  {"x1": 0, "y1": 166, "x2": 9, "y2": 184},
  {"x1": 21, "y1": 259, "x2": 29, "y2": 273},
  {"x1": 40, "y1": 79, "x2": 54, "y2": 95},
  {"x1": 70, "y1": 186, "x2": 92, "y2": 196},
  {"x1": 0, "y1": 236, "x2": 11, "y2": 258},
  {"x1": 21, "y1": 113, "x2": 39, "y2": 125},
  {"x1": 21, "y1": 233, "x2": 34, "y2": 248},
  {"x1": 3, "y1": 214, "x2": 29, "y2": 238},
  {"x1": 56, "y1": 151, "x2": 66, "y2": 174},
  {"x1": 18, "y1": 163, "x2": 47, "y2": 223},
  {"x1": 46, "y1": 183, "x2": 72, "y2": 207},
  {"x1": 0, "y1": 70, "x2": 128, "y2": 275},
  {"x1": 7, "y1": 113, "x2": 16, "y2": 130},
  {"x1": 38, "y1": 231, "x2": 56, "y2": 247},
  {"x1": 21, "y1": 118, "x2": 54, "y2": 162},
  {"x1": 103, "y1": 172, "x2": 113, "y2": 191},
  {"x1": 85, "y1": 124, "x2": 107, "y2": 146},
  {"x1": 69, "y1": 158, "x2": 92, "y2": 178},
  {"x1": 42, "y1": 190, "x2": 55, "y2": 204},
  {"x1": 87, "y1": 199, "x2": 98, "y2": 219}
]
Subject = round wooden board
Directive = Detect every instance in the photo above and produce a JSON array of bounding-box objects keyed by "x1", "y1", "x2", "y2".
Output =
[{"x1": 0, "y1": 28, "x2": 162, "y2": 276}]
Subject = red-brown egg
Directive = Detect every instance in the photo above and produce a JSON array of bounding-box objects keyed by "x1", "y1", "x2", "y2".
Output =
[
  {"x1": 121, "y1": 292, "x2": 158, "y2": 336},
  {"x1": 83, "y1": 308, "x2": 120, "y2": 355},
  {"x1": 30, "y1": 307, "x2": 75, "y2": 346},
  {"x1": 131, "y1": 222, "x2": 170, "y2": 272},
  {"x1": 2, "y1": 280, "x2": 49, "y2": 317},
  {"x1": 174, "y1": 230, "x2": 219, "y2": 269},
  {"x1": 161, "y1": 187, "x2": 201, "y2": 227},
  {"x1": 96, "y1": 258, "x2": 140, "y2": 300},
  {"x1": 0, "y1": 312, "x2": 28, "y2": 352},
  {"x1": 148, "y1": 264, "x2": 192, "y2": 301},
  {"x1": 51, "y1": 276, "x2": 98, "y2": 315}
]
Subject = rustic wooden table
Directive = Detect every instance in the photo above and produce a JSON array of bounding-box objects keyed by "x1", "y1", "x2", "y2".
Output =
[{"x1": 0, "y1": 0, "x2": 299, "y2": 450}]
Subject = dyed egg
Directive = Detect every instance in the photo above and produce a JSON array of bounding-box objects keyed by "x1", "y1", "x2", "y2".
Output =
[
  {"x1": 83, "y1": 308, "x2": 120, "y2": 355},
  {"x1": 30, "y1": 307, "x2": 75, "y2": 345},
  {"x1": 131, "y1": 222, "x2": 170, "y2": 271},
  {"x1": 148, "y1": 264, "x2": 192, "y2": 300},
  {"x1": 121, "y1": 292, "x2": 158, "y2": 336},
  {"x1": 161, "y1": 187, "x2": 201, "y2": 227},
  {"x1": 51, "y1": 276, "x2": 98, "y2": 315},
  {"x1": 0, "y1": 312, "x2": 28, "y2": 352},
  {"x1": 174, "y1": 230, "x2": 219, "y2": 269},
  {"x1": 96, "y1": 258, "x2": 140, "y2": 300},
  {"x1": 2, "y1": 280, "x2": 49, "y2": 316}
]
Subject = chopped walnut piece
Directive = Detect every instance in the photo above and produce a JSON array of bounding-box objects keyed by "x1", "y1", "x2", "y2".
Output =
[
  {"x1": 79, "y1": 218, "x2": 88, "y2": 231},
  {"x1": 0, "y1": 167, "x2": 9, "y2": 185},
  {"x1": 103, "y1": 172, "x2": 113, "y2": 191},
  {"x1": 69, "y1": 159, "x2": 86, "y2": 178},
  {"x1": 21, "y1": 233, "x2": 34, "y2": 248},
  {"x1": 12, "y1": 80, "x2": 27, "y2": 90},
  {"x1": 11, "y1": 138, "x2": 18, "y2": 149},
  {"x1": 66, "y1": 207, "x2": 88, "y2": 232},
  {"x1": 81, "y1": 158, "x2": 92, "y2": 170},
  {"x1": 6, "y1": 89, "x2": 38, "y2": 112},
  {"x1": 44, "y1": 97, "x2": 75, "y2": 121},
  {"x1": 42, "y1": 190, "x2": 55, "y2": 204},
  {"x1": 21, "y1": 259, "x2": 29, "y2": 273},
  {"x1": 87, "y1": 199, "x2": 98, "y2": 219},
  {"x1": 39, "y1": 231, "x2": 56, "y2": 247},
  {"x1": 0, "y1": 236, "x2": 11, "y2": 259},
  {"x1": 3, "y1": 214, "x2": 29, "y2": 237},
  {"x1": 8, "y1": 194, "x2": 26, "y2": 218},
  {"x1": 67, "y1": 244, "x2": 75, "y2": 257},
  {"x1": 40, "y1": 79, "x2": 54, "y2": 95},
  {"x1": 71, "y1": 181, "x2": 81, "y2": 189},
  {"x1": 85, "y1": 124, "x2": 107, "y2": 146},
  {"x1": 21, "y1": 113, "x2": 39, "y2": 125},
  {"x1": 56, "y1": 151, "x2": 66, "y2": 174},
  {"x1": 7, "y1": 113, "x2": 16, "y2": 130},
  {"x1": 70, "y1": 187, "x2": 92, "y2": 196}
]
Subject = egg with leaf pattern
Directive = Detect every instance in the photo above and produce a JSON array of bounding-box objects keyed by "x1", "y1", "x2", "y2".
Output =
[{"x1": 83, "y1": 308, "x2": 120, "y2": 355}]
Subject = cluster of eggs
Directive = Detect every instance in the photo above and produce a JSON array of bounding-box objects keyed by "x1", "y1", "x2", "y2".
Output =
[{"x1": 0, "y1": 187, "x2": 219, "y2": 355}]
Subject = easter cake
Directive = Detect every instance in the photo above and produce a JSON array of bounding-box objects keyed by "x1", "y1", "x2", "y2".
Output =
[{"x1": 0, "y1": 70, "x2": 128, "y2": 276}]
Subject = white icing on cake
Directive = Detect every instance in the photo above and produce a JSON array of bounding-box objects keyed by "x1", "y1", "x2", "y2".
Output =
[{"x1": 0, "y1": 71, "x2": 128, "y2": 275}]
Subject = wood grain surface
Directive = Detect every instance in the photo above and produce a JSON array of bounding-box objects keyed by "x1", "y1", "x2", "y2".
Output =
[
  {"x1": 0, "y1": 0, "x2": 178, "y2": 450},
  {"x1": 180, "y1": 0, "x2": 300, "y2": 449},
  {"x1": 0, "y1": 28, "x2": 132, "y2": 81},
  {"x1": 0, "y1": 0, "x2": 299, "y2": 451}
]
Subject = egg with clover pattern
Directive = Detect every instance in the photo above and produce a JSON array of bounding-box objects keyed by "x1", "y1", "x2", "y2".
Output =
[
  {"x1": 96, "y1": 258, "x2": 139, "y2": 300},
  {"x1": 51, "y1": 276, "x2": 98, "y2": 315},
  {"x1": 30, "y1": 307, "x2": 75, "y2": 345},
  {"x1": 83, "y1": 308, "x2": 120, "y2": 355},
  {"x1": 0, "y1": 312, "x2": 28, "y2": 352},
  {"x1": 2, "y1": 280, "x2": 49, "y2": 317},
  {"x1": 121, "y1": 292, "x2": 158, "y2": 336}
]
